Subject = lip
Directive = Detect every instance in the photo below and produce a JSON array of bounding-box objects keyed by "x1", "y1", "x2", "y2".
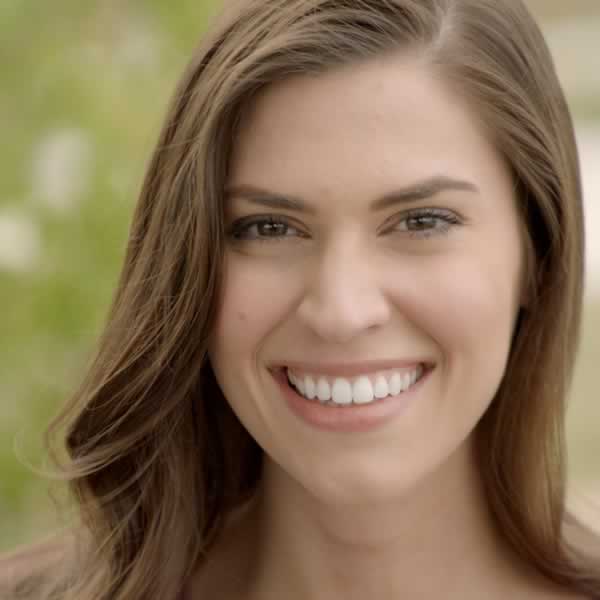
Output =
[
  {"x1": 271, "y1": 359, "x2": 435, "y2": 378},
  {"x1": 272, "y1": 363, "x2": 433, "y2": 433}
]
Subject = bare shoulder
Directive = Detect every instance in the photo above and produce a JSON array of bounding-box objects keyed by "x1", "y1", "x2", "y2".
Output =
[{"x1": 0, "y1": 530, "x2": 76, "y2": 598}]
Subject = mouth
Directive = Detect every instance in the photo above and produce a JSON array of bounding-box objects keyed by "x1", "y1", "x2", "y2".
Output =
[
  {"x1": 271, "y1": 361, "x2": 434, "y2": 433},
  {"x1": 275, "y1": 362, "x2": 434, "y2": 407}
]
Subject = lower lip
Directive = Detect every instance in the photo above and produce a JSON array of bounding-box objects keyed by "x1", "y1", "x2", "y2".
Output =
[{"x1": 272, "y1": 367, "x2": 432, "y2": 433}]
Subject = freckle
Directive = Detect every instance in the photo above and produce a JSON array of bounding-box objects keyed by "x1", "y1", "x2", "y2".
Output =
[{"x1": 237, "y1": 311, "x2": 248, "y2": 322}]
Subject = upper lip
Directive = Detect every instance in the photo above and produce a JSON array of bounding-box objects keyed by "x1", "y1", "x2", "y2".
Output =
[{"x1": 273, "y1": 359, "x2": 434, "y2": 378}]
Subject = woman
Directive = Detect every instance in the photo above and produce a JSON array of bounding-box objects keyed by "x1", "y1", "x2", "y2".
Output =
[{"x1": 2, "y1": 0, "x2": 599, "y2": 598}]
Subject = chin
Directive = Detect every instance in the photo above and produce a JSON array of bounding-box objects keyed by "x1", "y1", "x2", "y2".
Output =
[{"x1": 292, "y1": 455, "x2": 433, "y2": 508}]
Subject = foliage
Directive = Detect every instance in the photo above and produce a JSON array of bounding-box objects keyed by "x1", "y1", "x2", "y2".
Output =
[{"x1": 1, "y1": 0, "x2": 598, "y2": 552}]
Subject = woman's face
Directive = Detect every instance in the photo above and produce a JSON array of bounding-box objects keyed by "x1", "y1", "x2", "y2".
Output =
[{"x1": 209, "y1": 52, "x2": 526, "y2": 506}]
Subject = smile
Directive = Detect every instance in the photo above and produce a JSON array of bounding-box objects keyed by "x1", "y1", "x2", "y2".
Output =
[
  {"x1": 273, "y1": 361, "x2": 434, "y2": 433},
  {"x1": 286, "y1": 365, "x2": 426, "y2": 406}
]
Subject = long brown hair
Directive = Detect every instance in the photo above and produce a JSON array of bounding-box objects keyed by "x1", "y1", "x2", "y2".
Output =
[{"x1": 3, "y1": 1, "x2": 599, "y2": 598}]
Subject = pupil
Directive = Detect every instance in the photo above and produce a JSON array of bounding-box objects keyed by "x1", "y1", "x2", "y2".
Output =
[
  {"x1": 260, "y1": 222, "x2": 286, "y2": 236},
  {"x1": 409, "y1": 216, "x2": 433, "y2": 230}
]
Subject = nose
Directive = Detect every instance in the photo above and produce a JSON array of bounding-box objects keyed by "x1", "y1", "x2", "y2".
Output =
[{"x1": 296, "y1": 237, "x2": 391, "y2": 343}]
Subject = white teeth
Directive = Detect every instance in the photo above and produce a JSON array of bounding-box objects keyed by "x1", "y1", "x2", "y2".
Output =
[
  {"x1": 389, "y1": 372, "x2": 402, "y2": 395},
  {"x1": 331, "y1": 378, "x2": 353, "y2": 405},
  {"x1": 304, "y1": 376, "x2": 317, "y2": 399},
  {"x1": 352, "y1": 376, "x2": 374, "y2": 405},
  {"x1": 373, "y1": 375, "x2": 389, "y2": 399},
  {"x1": 286, "y1": 365, "x2": 427, "y2": 406},
  {"x1": 402, "y1": 372, "x2": 411, "y2": 392},
  {"x1": 316, "y1": 378, "x2": 331, "y2": 401}
]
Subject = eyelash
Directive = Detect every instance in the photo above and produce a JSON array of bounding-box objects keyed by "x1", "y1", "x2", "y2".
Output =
[{"x1": 227, "y1": 208, "x2": 462, "y2": 243}]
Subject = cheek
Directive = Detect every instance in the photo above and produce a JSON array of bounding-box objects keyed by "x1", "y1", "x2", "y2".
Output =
[
  {"x1": 210, "y1": 254, "x2": 300, "y2": 363},
  {"x1": 401, "y1": 250, "x2": 522, "y2": 378}
]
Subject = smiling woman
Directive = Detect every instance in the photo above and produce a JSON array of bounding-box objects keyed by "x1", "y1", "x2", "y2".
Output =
[{"x1": 1, "y1": 1, "x2": 600, "y2": 599}]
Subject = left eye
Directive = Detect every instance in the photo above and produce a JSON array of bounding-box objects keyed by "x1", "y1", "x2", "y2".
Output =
[{"x1": 390, "y1": 209, "x2": 462, "y2": 238}]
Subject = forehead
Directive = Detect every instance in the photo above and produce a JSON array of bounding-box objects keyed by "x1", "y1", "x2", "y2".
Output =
[{"x1": 228, "y1": 51, "x2": 511, "y2": 206}]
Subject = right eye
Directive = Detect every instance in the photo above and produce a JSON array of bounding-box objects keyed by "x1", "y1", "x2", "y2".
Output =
[{"x1": 228, "y1": 215, "x2": 306, "y2": 243}]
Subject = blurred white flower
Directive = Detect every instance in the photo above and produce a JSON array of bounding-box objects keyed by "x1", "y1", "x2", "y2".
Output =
[
  {"x1": 0, "y1": 210, "x2": 41, "y2": 272},
  {"x1": 576, "y1": 122, "x2": 600, "y2": 297},
  {"x1": 567, "y1": 481, "x2": 600, "y2": 534},
  {"x1": 31, "y1": 128, "x2": 93, "y2": 212},
  {"x1": 81, "y1": 7, "x2": 163, "y2": 76},
  {"x1": 116, "y1": 20, "x2": 163, "y2": 73},
  {"x1": 545, "y1": 17, "x2": 600, "y2": 103}
]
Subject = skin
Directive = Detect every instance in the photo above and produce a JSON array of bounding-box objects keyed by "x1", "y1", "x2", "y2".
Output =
[{"x1": 197, "y1": 52, "x2": 585, "y2": 600}]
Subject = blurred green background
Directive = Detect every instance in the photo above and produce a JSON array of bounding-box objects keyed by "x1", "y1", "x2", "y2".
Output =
[{"x1": 1, "y1": 1, "x2": 599, "y2": 552}]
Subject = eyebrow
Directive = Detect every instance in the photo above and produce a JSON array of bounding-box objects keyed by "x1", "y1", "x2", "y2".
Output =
[{"x1": 223, "y1": 176, "x2": 479, "y2": 214}]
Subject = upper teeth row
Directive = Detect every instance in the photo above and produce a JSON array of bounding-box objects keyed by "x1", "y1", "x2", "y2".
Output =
[{"x1": 287, "y1": 365, "x2": 423, "y2": 405}]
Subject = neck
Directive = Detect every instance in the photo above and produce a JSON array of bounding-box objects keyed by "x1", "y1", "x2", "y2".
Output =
[{"x1": 245, "y1": 437, "x2": 542, "y2": 600}]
